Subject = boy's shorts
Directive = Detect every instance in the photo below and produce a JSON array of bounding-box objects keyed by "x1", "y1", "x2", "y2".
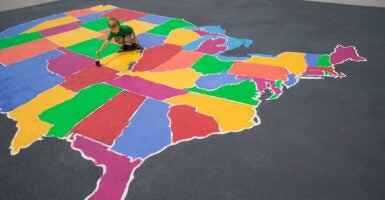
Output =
[{"x1": 115, "y1": 35, "x2": 134, "y2": 45}]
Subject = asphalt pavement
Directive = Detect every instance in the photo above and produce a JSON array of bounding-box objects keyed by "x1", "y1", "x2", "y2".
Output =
[{"x1": 0, "y1": 0, "x2": 384, "y2": 199}]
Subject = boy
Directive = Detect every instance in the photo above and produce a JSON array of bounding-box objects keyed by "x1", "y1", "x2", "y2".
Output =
[{"x1": 96, "y1": 17, "x2": 142, "y2": 56}]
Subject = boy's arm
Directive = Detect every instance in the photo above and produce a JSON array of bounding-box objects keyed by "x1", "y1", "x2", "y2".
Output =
[
  {"x1": 131, "y1": 31, "x2": 139, "y2": 44},
  {"x1": 96, "y1": 40, "x2": 109, "y2": 56}
]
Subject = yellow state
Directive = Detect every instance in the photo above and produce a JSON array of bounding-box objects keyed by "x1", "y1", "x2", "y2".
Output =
[
  {"x1": 90, "y1": 5, "x2": 117, "y2": 11},
  {"x1": 47, "y1": 27, "x2": 102, "y2": 47},
  {"x1": 24, "y1": 16, "x2": 79, "y2": 33},
  {"x1": 9, "y1": 86, "x2": 75, "y2": 155},
  {"x1": 165, "y1": 29, "x2": 200, "y2": 46},
  {"x1": 131, "y1": 68, "x2": 201, "y2": 89},
  {"x1": 101, "y1": 51, "x2": 142, "y2": 74},
  {"x1": 124, "y1": 20, "x2": 156, "y2": 34},
  {"x1": 245, "y1": 52, "x2": 307, "y2": 75},
  {"x1": 165, "y1": 93, "x2": 257, "y2": 132}
]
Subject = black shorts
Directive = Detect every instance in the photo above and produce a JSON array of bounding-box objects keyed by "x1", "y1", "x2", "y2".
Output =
[{"x1": 115, "y1": 35, "x2": 134, "y2": 44}]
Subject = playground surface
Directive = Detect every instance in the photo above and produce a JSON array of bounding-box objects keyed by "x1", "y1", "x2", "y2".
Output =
[{"x1": 0, "y1": 0, "x2": 384, "y2": 199}]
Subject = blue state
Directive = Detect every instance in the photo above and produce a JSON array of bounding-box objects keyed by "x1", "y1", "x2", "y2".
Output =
[
  {"x1": 137, "y1": 33, "x2": 167, "y2": 48},
  {"x1": 0, "y1": 13, "x2": 67, "y2": 38},
  {"x1": 0, "y1": 50, "x2": 64, "y2": 113},
  {"x1": 111, "y1": 98, "x2": 172, "y2": 159},
  {"x1": 195, "y1": 71, "x2": 249, "y2": 90}
]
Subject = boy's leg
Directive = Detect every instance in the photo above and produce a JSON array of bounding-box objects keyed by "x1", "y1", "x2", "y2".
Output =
[
  {"x1": 125, "y1": 34, "x2": 142, "y2": 50},
  {"x1": 115, "y1": 36, "x2": 129, "y2": 52},
  {"x1": 124, "y1": 34, "x2": 133, "y2": 45}
]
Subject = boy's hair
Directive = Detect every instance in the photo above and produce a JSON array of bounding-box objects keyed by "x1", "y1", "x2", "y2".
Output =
[{"x1": 108, "y1": 18, "x2": 120, "y2": 28}]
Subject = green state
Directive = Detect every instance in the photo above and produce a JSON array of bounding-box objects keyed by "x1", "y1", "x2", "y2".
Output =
[
  {"x1": 275, "y1": 80, "x2": 283, "y2": 88},
  {"x1": 186, "y1": 80, "x2": 260, "y2": 106},
  {"x1": 0, "y1": 32, "x2": 43, "y2": 50},
  {"x1": 147, "y1": 18, "x2": 195, "y2": 36},
  {"x1": 80, "y1": 18, "x2": 123, "y2": 32},
  {"x1": 317, "y1": 54, "x2": 332, "y2": 67},
  {"x1": 66, "y1": 38, "x2": 120, "y2": 59},
  {"x1": 268, "y1": 94, "x2": 280, "y2": 100},
  {"x1": 191, "y1": 55, "x2": 234, "y2": 75},
  {"x1": 39, "y1": 83, "x2": 122, "y2": 138}
]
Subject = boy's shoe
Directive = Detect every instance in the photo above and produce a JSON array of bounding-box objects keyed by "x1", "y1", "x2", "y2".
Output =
[
  {"x1": 118, "y1": 44, "x2": 143, "y2": 53},
  {"x1": 132, "y1": 43, "x2": 141, "y2": 49},
  {"x1": 132, "y1": 43, "x2": 144, "y2": 50},
  {"x1": 118, "y1": 44, "x2": 129, "y2": 52}
]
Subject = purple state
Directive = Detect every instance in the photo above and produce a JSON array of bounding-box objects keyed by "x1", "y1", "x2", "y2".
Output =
[
  {"x1": 251, "y1": 78, "x2": 282, "y2": 95},
  {"x1": 72, "y1": 135, "x2": 142, "y2": 200},
  {"x1": 106, "y1": 75, "x2": 188, "y2": 100},
  {"x1": 196, "y1": 37, "x2": 227, "y2": 55},
  {"x1": 48, "y1": 48, "x2": 94, "y2": 77},
  {"x1": 330, "y1": 45, "x2": 366, "y2": 65},
  {"x1": 194, "y1": 30, "x2": 222, "y2": 37},
  {"x1": 136, "y1": 14, "x2": 170, "y2": 24},
  {"x1": 184, "y1": 36, "x2": 216, "y2": 51},
  {"x1": 303, "y1": 69, "x2": 325, "y2": 76},
  {"x1": 39, "y1": 21, "x2": 83, "y2": 37},
  {"x1": 0, "y1": 13, "x2": 66, "y2": 38}
]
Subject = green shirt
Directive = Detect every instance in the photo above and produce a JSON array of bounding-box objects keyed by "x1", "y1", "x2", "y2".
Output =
[{"x1": 107, "y1": 25, "x2": 134, "y2": 41}]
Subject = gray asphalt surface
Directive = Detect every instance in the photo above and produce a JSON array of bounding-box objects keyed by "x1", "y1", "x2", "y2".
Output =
[{"x1": 0, "y1": 0, "x2": 384, "y2": 199}]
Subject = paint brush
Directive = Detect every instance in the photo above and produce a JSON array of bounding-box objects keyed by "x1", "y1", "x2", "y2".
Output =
[{"x1": 95, "y1": 55, "x2": 101, "y2": 67}]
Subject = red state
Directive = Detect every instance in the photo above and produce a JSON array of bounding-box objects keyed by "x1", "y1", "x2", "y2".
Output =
[
  {"x1": 101, "y1": 8, "x2": 148, "y2": 21},
  {"x1": 307, "y1": 66, "x2": 343, "y2": 77},
  {"x1": 61, "y1": 65, "x2": 119, "y2": 92},
  {"x1": 168, "y1": 105, "x2": 220, "y2": 143},
  {"x1": 72, "y1": 91, "x2": 146, "y2": 145},
  {"x1": 133, "y1": 44, "x2": 182, "y2": 72}
]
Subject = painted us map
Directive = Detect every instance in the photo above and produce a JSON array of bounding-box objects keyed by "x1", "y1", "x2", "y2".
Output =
[{"x1": 0, "y1": 5, "x2": 366, "y2": 200}]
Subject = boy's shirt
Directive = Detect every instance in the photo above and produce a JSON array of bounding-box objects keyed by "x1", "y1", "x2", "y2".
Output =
[{"x1": 107, "y1": 25, "x2": 133, "y2": 41}]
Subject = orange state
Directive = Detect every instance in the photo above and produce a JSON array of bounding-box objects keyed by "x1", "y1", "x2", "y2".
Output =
[
  {"x1": 229, "y1": 61, "x2": 289, "y2": 81},
  {"x1": 168, "y1": 105, "x2": 220, "y2": 143},
  {"x1": 0, "y1": 39, "x2": 58, "y2": 66},
  {"x1": 151, "y1": 50, "x2": 203, "y2": 72}
]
